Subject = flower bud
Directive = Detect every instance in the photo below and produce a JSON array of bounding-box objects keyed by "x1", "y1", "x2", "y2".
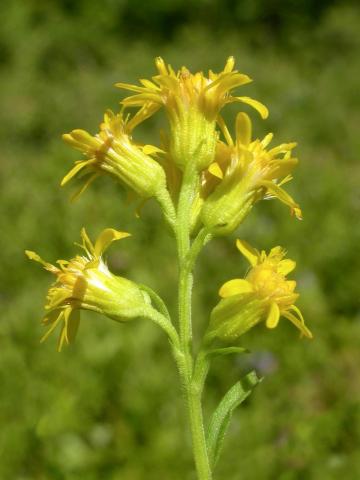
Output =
[
  {"x1": 62, "y1": 110, "x2": 167, "y2": 201},
  {"x1": 201, "y1": 113, "x2": 301, "y2": 235},
  {"x1": 117, "y1": 57, "x2": 268, "y2": 172},
  {"x1": 206, "y1": 239, "x2": 312, "y2": 342},
  {"x1": 26, "y1": 228, "x2": 151, "y2": 351}
]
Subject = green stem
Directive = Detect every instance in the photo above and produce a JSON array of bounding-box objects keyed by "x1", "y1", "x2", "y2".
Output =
[
  {"x1": 187, "y1": 227, "x2": 212, "y2": 272},
  {"x1": 139, "y1": 284, "x2": 172, "y2": 321},
  {"x1": 176, "y1": 165, "x2": 212, "y2": 480},
  {"x1": 145, "y1": 307, "x2": 180, "y2": 351},
  {"x1": 176, "y1": 166, "x2": 198, "y2": 358},
  {"x1": 156, "y1": 187, "x2": 176, "y2": 230},
  {"x1": 193, "y1": 350, "x2": 211, "y2": 398}
]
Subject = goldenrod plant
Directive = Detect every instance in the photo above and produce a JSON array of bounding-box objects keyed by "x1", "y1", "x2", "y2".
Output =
[{"x1": 27, "y1": 57, "x2": 312, "y2": 480}]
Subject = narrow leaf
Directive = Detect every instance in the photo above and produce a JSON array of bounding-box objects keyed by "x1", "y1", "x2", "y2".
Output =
[
  {"x1": 206, "y1": 346, "x2": 249, "y2": 357},
  {"x1": 207, "y1": 370, "x2": 261, "y2": 467}
]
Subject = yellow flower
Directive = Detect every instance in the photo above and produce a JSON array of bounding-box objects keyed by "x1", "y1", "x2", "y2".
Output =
[
  {"x1": 116, "y1": 57, "x2": 268, "y2": 171},
  {"x1": 26, "y1": 228, "x2": 150, "y2": 351},
  {"x1": 62, "y1": 110, "x2": 167, "y2": 201},
  {"x1": 201, "y1": 112, "x2": 302, "y2": 235},
  {"x1": 208, "y1": 239, "x2": 312, "y2": 341}
]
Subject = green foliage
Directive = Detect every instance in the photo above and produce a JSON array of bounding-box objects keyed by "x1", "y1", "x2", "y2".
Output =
[
  {"x1": 1, "y1": 1, "x2": 360, "y2": 478},
  {"x1": 207, "y1": 370, "x2": 261, "y2": 468}
]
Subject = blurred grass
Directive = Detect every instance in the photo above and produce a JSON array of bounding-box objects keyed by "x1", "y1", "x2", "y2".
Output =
[{"x1": 1, "y1": 1, "x2": 360, "y2": 479}]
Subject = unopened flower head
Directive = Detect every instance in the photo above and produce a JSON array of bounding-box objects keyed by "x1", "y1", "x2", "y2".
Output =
[
  {"x1": 201, "y1": 113, "x2": 302, "y2": 235},
  {"x1": 62, "y1": 110, "x2": 167, "y2": 201},
  {"x1": 26, "y1": 228, "x2": 150, "y2": 351},
  {"x1": 208, "y1": 239, "x2": 312, "y2": 342},
  {"x1": 116, "y1": 57, "x2": 268, "y2": 171}
]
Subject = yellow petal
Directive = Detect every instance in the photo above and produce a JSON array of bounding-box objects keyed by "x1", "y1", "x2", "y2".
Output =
[
  {"x1": 142, "y1": 144, "x2": 165, "y2": 155},
  {"x1": 283, "y1": 308, "x2": 313, "y2": 339},
  {"x1": 205, "y1": 72, "x2": 251, "y2": 93},
  {"x1": 121, "y1": 93, "x2": 162, "y2": 107},
  {"x1": 268, "y1": 142, "x2": 297, "y2": 156},
  {"x1": 70, "y1": 173, "x2": 99, "y2": 203},
  {"x1": 25, "y1": 250, "x2": 58, "y2": 273},
  {"x1": 236, "y1": 239, "x2": 260, "y2": 266},
  {"x1": 277, "y1": 174, "x2": 293, "y2": 187},
  {"x1": 25, "y1": 250, "x2": 46, "y2": 264},
  {"x1": 219, "y1": 279, "x2": 254, "y2": 298},
  {"x1": 261, "y1": 133, "x2": 273, "y2": 148},
  {"x1": 61, "y1": 160, "x2": 93, "y2": 186},
  {"x1": 224, "y1": 56, "x2": 235, "y2": 73},
  {"x1": 217, "y1": 115, "x2": 234, "y2": 146},
  {"x1": 286, "y1": 280, "x2": 297, "y2": 292},
  {"x1": 232, "y1": 96, "x2": 269, "y2": 119},
  {"x1": 235, "y1": 112, "x2": 252, "y2": 146},
  {"x1": 125, "y1": 103, "x2": 161, "y2": 132},
  {"x1": 208, "y1": 162, "x2": 224, "y2": 179},
  {"x1": 278, "y1": 259, "x2": 296, "y2": 275},
  {"x1": 94, "y1": 228, "x2": 130, "y2": 257},
  {"x1": 139, "y1": 79, "x2": 161, "y2": 90},
  {"x1": 266, "y1": 302, "x2": 280, "y2": 329},
  {"x1": 57, "y1": 324, "x2": 67, "y2": 352},
  {"x1": 70, "y1": 129, "x2": 97, "y2": 146},
  {"x1": 259, "y1": 180, "x2": 302, "y2": 219},
  {"x1": 155, "y1": 56, "x2": 168, "y2": 75},
  {"x1": 267, "y1": 158, "x2": 298, "y2": 181},
  {"x1": 42, "y1": 309, "x2": 63, "y2": 326},
  {"x1": 62, "y1": 307, "x2": 72, "y2": 345},
  {"x1": 80, "y1": 228, "x2": 95, "y2": 255},
  {"x1": 114, "y1": 82, "x2": 148, "y2": 93},
  {"x1": 293, "y1": 207, "x2": 303, "y2": 220},
  {"x1": 40, "y1": 311, "x2": 63, "y2": 344},
  {"x1": 153, "y1": 74, "x2": 179, "y2": 91},
  {"x1": 269, "y1": 246, "x2": 284, "y2": 258}
]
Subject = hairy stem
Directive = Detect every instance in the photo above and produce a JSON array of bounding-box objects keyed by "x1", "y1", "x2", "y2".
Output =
[
  {"x1": 176, "y1": 165, "x2": 212, "y2": 480},
  {"x1": 156, "y1": 186, "x2": 176, "y2": 230}
]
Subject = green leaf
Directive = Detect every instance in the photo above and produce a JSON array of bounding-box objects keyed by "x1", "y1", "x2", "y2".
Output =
[
  {"x1": 206, "y1": 370, "x2": 262, "y2": 467},
  {"x1": 206, "y1": 346, "x2": 249, "y2": 357}
]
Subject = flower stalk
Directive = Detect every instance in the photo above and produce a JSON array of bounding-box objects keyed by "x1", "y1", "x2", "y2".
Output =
[
  {"x1": 27, "y1": 57, "x2": 312, "y2": 480},
  {"x1": 175, "y1": 164, "x2": 212, "y2": 479}
]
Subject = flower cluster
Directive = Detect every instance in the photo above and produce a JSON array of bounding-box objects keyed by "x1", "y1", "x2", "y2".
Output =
[
  {"x1": 27, "y1": 57, "x2": 310, "y2": 349},
  {"x1": 61, "y1": 57, "x2": 300, "y2": 236}
]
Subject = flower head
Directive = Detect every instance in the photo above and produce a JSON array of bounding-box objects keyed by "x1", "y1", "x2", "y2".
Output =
[
  {"x1": 62, "y1": 110, "x2": 166, "y2": 201},
  {"x1": 116, "y1": 57, "x2": 268, "y2": 171},
  {"x1": 26, "y1": 228, "x2": 150, "y2": 351},
  {"x1": 208, "y1": 239, "x2": 312, "y2": 342},
  {"x1": 201, "y1": 112, "x2": 302, "y2": 235},
  {"x1": 117, "y1": 56, "x2": 268, "y2": 123}
]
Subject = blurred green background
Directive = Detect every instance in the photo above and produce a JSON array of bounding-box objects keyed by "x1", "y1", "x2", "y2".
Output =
[{"x1": 1, "y1": 1, "x2": 360, "y2": 479}]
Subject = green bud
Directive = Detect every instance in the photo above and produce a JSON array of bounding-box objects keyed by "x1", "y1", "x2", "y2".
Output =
[
  {"x1": 207, "y1": 294, "x2": 265, "y2": 342},
  {"x1": 169, "y1": 107, "x2": 218, "y2": 171},
  {"x1": 62, "y1": 111, "x2": 167, "y2": 201},
  {"x1": 201, "y1": 174, "x2": 255, "y2": 236},
  {"x1": 26, "y1": 227, "x2": 154, "y2": 351}
]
